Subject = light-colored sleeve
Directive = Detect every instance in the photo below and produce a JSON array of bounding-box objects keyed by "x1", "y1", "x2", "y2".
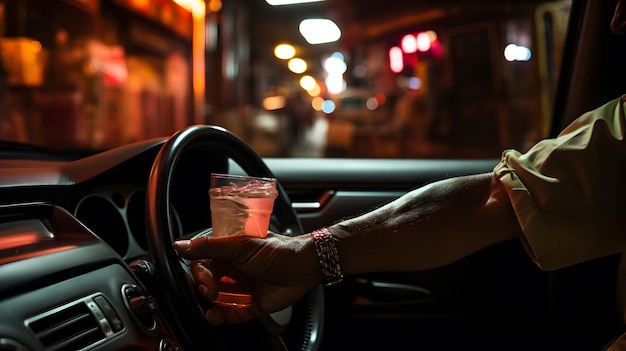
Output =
[{"x1": 494, "y1": 96, "x2": 626, "y2": 271}]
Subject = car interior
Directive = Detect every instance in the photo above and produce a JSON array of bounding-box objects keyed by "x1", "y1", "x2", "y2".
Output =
[{"x1": 1, "y1": 0, "x2": 626, "y2": 350}]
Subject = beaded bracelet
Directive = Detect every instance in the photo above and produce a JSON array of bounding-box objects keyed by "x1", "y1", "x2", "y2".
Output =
[{"x1": 311, "y1": 227, "x2": 343, "y2": 287}]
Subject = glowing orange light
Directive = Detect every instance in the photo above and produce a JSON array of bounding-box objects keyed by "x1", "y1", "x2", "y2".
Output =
[
  {"x1": 288, "y1": 58, "x2": 307, "y2": 74},
  {"x1": 299, "y1": 75, "x2": 316, "y2": 90},
  {"x1": 192, "y1": 6, "x2": 206, "y2": 123},
  {"x1": 426, "y1": 30, "x2": 437, "y2": 42},
  {"x1": 311, "y1": 96, "x2": 324, "y2": 111},
  {"x1": 1, "y1": 233, "x2": 41, "y2": 250},
  {"x1": 128, "y1": 0, "x2": 150, "y2": 7},
  {"x1": 29, "y1": 40, "x2": 42, "y2": 53},
  {"x1": 262, "y1": 95, "x2": 287, "y2": 110},
  {"x1": 306, "y1": 83, "x2": 321, "y2": 96},
  {"x1": 207, "y1": 0, "x2": 222, "y2": 12},
  {"x1": 274, "y1": 44, "x2": 296, "y2": 60},
  {"x1": 1, "y1": 245, "x2": 78, "y2": 265},
  {"x1": 172, "y1": 0, "x2": 207, "y2": 17}
]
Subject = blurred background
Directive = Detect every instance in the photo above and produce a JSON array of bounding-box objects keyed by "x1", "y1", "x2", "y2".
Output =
[{"x1": 0, "y1": 0, "x2": 571, "y2": 158}]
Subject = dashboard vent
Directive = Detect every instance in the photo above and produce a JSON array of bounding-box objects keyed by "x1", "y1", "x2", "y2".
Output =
[{"x1": 28, "y1": 300, "x2": 105, "y2": 351}]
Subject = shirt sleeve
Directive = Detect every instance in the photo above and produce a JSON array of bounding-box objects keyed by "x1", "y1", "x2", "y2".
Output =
[{"x1": 494, "y1": 96, "x2": 626, "y2": 271}]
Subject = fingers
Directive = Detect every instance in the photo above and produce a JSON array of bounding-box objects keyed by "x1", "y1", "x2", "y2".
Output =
[
  {"x1": 174, "y1": 234, "x2": 268, "y2": 261},
  {"x1": 204, "y1": 305, "x2": 255, "y2": 325},
  {"x1": 189, "y1": 260, "x2": 255, "y2": 325},
  {"x1": 173, "y1": 236, "x2": 237, "y2": 260},
  {"x1": 174, "y1": 232, "x2": 286, "y2": 262},
  {"x1": 190, "y1": 260, "x2": 218, "y2": 302},
  {"x1": 190, "y1": 259, "x2": 255, "y2": 324},
  {"x1": 173, "y1": 235, "x2": 271, "y2": 326}
]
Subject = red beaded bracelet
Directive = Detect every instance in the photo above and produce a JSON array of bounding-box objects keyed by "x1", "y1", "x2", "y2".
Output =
[{"x1": 311, "y1": 227, "x2": 343, "y2": 286}]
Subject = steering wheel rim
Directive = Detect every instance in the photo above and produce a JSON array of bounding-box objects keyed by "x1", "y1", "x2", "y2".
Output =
[{"x1": 145, "y1": 125, "x2": 324, "y2": 350}]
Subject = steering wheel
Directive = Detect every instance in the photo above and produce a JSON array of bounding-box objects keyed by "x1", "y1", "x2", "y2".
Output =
[{"x1": 145, "y1": 125, "x2": 325, "y2": 350}]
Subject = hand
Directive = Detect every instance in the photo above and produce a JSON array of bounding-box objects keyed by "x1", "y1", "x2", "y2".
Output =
[{"x1": 173, "y1": 232, "x2": 322, "y2": 325}]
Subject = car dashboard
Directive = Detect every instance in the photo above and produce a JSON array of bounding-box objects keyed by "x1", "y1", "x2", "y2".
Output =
[{"x1": 0, "y1": 138, "x2": 225, "y2": 351}]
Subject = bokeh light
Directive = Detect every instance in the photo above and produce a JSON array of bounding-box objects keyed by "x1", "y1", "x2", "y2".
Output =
[
  {"x1": 325, "y1": 74, "x2": 346, "y2": 95},
  {"x1": 416, "y1": 32, "x2": 431, "y2": 52},
  {"x1": 299, "y1": 19, "x2": 341, "y2": 44},
  {"x1": 306, "y1": 83, "x2": 321, "y2": 96},
  {"x1": 401, "y1": 34, "x2": 418, "y2": 53},
  {"x1": 389, "y1": 46, "x2": 404, "y2": 73},
  {"x1": 274, "y1": 44, "x2": 296, "y2": 60},
  {"x1": 288, "y1": 58, "x2": 308, "y2": 73},
  {"x1": 321, "y1": 99, "x2": 336, "y2": 114},
  {"x1": 262, "y1": 95, "x2": 286, "y2": 110},
  {"x1": 408, "y1": 77, "x2": 422, "y2": 90},
  {"x1": 324, "y1": 55, "x2": 347, "y2": 75},
  {"x1": 299, "y1": 75, "x2": 317, "y2": 90},
  {"x1": 366, "y1": 97, "x2": 379, "y2": 110},
  {"x1": 311, "y1": 96, "x2": 324, "y2": 111},
  {"x1": 504, "y1": 44, "x2": 532, "y2": 61}
]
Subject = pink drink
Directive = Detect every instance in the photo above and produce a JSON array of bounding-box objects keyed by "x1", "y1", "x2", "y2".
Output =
[
  {"x1": 209, "y1": 174, "x2": 278, "y2": 238},
  {"x1": 208, "y1": 174, "x2": 278, "y2": 307}
]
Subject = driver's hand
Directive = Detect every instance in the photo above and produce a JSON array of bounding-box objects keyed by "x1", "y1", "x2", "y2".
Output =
[{"x1": 173, "y1": 232, "x2": 322, "y2": 325}]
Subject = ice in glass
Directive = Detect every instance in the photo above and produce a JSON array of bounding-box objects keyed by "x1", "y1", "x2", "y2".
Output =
[{"x1": 209, "y1": 173, "x2": 278, "y2": 238}]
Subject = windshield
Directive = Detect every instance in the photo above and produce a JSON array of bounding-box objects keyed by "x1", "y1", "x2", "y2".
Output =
[{"x1": 0, "y1": 0, "x2": 571, "y2": 158}]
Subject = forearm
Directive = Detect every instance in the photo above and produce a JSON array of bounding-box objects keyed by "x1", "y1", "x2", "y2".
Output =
[{"x1": 326, "y1": 172, "x2": 522, "y2": 275}]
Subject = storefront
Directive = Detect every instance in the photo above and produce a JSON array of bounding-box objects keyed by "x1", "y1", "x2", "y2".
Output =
[{"x1": 0, "y1": 0, "x2": 196, "y2": 150}]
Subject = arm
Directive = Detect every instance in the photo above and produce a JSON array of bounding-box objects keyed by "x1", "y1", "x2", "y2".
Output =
[
  {"x1": 174, "y1": 172, "x2": 522, "y2": 323},
  {"x1": 331, "y1": 172, "x2": 522, "y2": 275}
]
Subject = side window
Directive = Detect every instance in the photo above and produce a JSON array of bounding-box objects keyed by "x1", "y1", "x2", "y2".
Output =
[
  {"x1": 0, "y1": 1, "x2": 570, "y2": 157},
  {"x1": 245, "y1": 2, "x2": 571, "y2": 160}
]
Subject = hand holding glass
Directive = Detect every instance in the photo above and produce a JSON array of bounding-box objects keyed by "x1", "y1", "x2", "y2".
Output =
[{"x1": 208, "y1": 173, "x2": 278, "y2": 307}]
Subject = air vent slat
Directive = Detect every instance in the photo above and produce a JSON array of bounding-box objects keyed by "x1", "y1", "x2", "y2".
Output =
[
  {"x1": 35, "y1": 313, "x2": 92, "y2": 343},
  {"x1": 47, "y1": 327, "x2": 103, "y2": 351},
  {"x1": 28, "y1": 299, "x2": 107, "y2": 351}
]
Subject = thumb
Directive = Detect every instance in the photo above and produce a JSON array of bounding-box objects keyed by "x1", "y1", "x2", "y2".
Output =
[{"x1": 173, "y1": 235, "x2": 241, "y2": 260}]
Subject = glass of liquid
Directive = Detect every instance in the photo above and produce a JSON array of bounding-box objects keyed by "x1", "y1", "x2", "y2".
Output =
[{"x1": 208, "y1": 173, "x2": 278, "y2": 307}]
